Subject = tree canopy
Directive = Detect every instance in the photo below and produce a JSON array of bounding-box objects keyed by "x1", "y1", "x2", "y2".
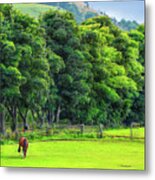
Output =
[{"x1": 0, "y1": 4, "x2": 145, "y2": 134}]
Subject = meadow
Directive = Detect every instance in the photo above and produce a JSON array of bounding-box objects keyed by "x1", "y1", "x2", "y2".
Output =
[
  {"x1": 1, "y1": 140, "x2": 144, "y2": 170},
  {"x1": 1, "y1": 128, "x2": 145, "y2": 170},
  {"x1": 13, "y1": 3, "x2": 56, "y2": 18}
]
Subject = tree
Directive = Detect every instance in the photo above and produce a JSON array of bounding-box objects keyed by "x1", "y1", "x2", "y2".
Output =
[
  {"x1": 80, "y1": 16, "x2": 144, "y2": 127},
  {"x1": 0, "y1": 4, "x2": 50, "y2": 131},
  {"x1": 12, "y1": 10, "x2": 50, "y2": 128},
  {"x1": 0, "y1": 5, "x2": 24, "y2": 132},
  {"x1": 41, "y1": 9, "x2": 92, "y2": 124},
  {"x1": 125, "y1": 24, "x2": 145, "y2": 125}
]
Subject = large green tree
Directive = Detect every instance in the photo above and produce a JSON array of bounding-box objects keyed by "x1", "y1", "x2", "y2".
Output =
[
  {"x1": 125, "y1": 24, "x2": 145, "y2": 125},
  {"x1": 41, "y1": 9, "x2": 92, "y2": 124},
  {"x1": 80, "y1": 16, "x2": 144, "y2": 127},
  {"x1": 0, "y1": 5, "x2": 24, "y2": 132},
  {"x1": 0, "y1": 4, "x2": 50, "y2": 132}
]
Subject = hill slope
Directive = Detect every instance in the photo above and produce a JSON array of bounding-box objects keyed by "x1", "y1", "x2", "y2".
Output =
[
  {"x1": 13, "y1": 3, "x2": 57, "y2": 18},
  {"x1": 40, "y1": 2, "x2": 98, "y2": 23},
  {"x1": 13, "y1": 2, "x2": 139, "y2": 30}
]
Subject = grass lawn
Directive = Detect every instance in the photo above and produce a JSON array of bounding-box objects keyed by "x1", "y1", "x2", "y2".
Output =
[
  {"x1": 104, "y1": 127, "x2": 144, "y2": 138},
  {"x1": 1, "y1": 140, "x2": 145, "y2": 170},
  {"x1": 13, "y1": 3, "x2": 57, "y2": 18}
]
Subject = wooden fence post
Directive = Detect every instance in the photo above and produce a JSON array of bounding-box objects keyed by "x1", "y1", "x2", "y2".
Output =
[
  {"x1": 80, "y1": 124, "x2": 84, "y2": 135},
  {"x1": 130, "y1": 124, "x2": 133, "y2": 139},
  {"x1": 130, "y1": 122, "x2": 140, "y2": 139},
  {"x1": 99, "y1": 123, "x2": 104, "y2": 138}
]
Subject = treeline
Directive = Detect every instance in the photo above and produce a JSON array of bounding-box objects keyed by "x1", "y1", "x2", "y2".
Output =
[
  {"x1": 41, "y1": 2, "x2": 140, "y2": 31},
  {"x1": 112, "y1": 18, "x2": 139, "y2": 31},
  {"x1": 0, "y1": 4, "x2": 144, "y2": 134},
  {"x1": 40, "y1": 2, "x2": 98, "y2": 23}
]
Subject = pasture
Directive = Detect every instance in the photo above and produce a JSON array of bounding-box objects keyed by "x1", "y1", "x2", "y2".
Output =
[
  {"x1": 13, "y1": 3, "x2": 57, "y2": 18},
  {"x1": 1, "y1": 140, "x2": 144, "y2": 170}
]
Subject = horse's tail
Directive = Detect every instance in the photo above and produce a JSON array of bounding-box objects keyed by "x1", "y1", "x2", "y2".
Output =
[{"x1": 18, "y1": 145, "x2": 21, "y2": 153}]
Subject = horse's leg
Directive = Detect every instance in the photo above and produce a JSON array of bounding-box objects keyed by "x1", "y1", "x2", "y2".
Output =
[
  {"x1": 18, "y1": 145, "x2": 21, "y2": 152},
  {"x1": 23, "y1": 139, "x2": 28, "y2": 158},
  {"x1": 23, "y1": 144, "x2": 28, "y2": 158},
  {"x1": 24, "y1": 149, "x2": 27, "y2": 158},
  {"x1": 22, "y1": 146, "x2": 25, "y2": 158}
]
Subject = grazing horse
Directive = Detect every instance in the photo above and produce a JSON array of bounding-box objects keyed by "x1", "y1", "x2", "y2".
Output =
[{"x1": 18, "y1": 137, "x2": 28, "y2": 158}]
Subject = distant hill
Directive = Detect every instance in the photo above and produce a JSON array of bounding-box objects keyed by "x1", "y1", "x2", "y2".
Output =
[
  {"x1": 13, "y1": 2, "x2": 139, "y2": 31},
  {"x1": 13, "y1": 3, "x2": 57, "y2": 18},
  {"x1": 40, "y1": 2, "x2": 98, "y2": 23},
  {"x1": 112, "y1": 18, "x2": 139, "y2": 31}
]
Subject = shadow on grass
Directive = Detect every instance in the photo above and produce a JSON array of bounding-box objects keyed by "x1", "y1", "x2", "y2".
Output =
[{"x1": 2, "y1": 155, "x2": 24, "y2": 160}]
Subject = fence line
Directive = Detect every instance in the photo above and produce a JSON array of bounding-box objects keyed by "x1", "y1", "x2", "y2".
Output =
[{"x1": 3, "y1": 123, "x2": 144, "y2": 140}]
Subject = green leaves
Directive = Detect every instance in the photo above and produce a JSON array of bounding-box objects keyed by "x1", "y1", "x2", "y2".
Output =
[
  {"x1": 0, "y1": 65, "x2": 24, "y2": 98},
  {"x1": 79, "y1": 16, "x2": 144, "y2": 126},
  {"x1": 47, "y1": 50, "x2": 65, "y2": 74},
  {"x1": 94, "y1": 82, "x2": 120, "y2": 102},
  {"x1": 0, "y1": 5, "x2": 144, "y2": 129},
  {"x1": 108, "y1": 76, "x2": 137, "y2": 91},
  {"x1": 53, "y1": 28, "x2": 67, "y2": 42}
]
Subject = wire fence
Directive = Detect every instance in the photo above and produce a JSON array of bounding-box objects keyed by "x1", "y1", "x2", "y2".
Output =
[{"x1": 3, "y1": 123, "x2": 144, "y2": 141}]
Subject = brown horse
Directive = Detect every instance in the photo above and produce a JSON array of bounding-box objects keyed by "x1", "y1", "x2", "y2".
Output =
[{"x1": 18, "y1": 137, "x2": 28, "y2": 158}]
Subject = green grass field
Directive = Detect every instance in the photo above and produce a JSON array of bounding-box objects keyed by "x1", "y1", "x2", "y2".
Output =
[
  {"x1": 13, "y1": 3, "x2": 57, "y2": 18},
  {"x1": 104, "y1": 127, "x2": 144, "y2": 138},
  {"x1": 1, "y1": 140, "x2": 144, "y2": 170}
]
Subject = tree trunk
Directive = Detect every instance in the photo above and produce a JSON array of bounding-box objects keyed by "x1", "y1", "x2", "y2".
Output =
[
  {"x1": 31, "y1": 109, "x2": 36, "y2": 121},
  {"x1": 52, "y1": 112, "x2": 55, "y2": 123},
  {"x1": 7, "y1": 105, "x2": 17, "y2": 132},
  {"x1": 0, "y1": 111, "x2": 5, "y2": 134},
  {"x1": 47, "y1": 110, "x2": 51, "y2": 125},
  {"x1": 56, "y1": 105, "x2": 61, "y2": 124},
  {"x1": 12, "y1": 106, "x2": 17, "y2": 132},
  {"x1": 36, "y1": 110, "x2": 44, "y2": 128},
  {"x1": 18, "y1": 108, "x2": 28, "y2": 130},
  {"x1": 47, "y1": 110, "x2": 54, "y2": 125},
  {"x1": 40, "y1": 117, "x2": 44, "y2": 128}
]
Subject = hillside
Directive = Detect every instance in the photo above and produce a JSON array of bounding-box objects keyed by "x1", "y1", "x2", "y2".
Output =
[
  {"x1": 13, "y1": 3, "x2": 57, "y2": 18},
  {"x1": 40, "y1": 2, "x2": 98, "y2": 23},
  {"x1": 13, "y1": 2, "x2": 139, "y2": 30}
]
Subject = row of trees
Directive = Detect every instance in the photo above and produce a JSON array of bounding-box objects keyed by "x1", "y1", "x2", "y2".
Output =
[
  {"x1": 0, "y1": 4, "x2": 144, "y2": 134},
  {"x1": 41, "y1": 2, "x2": 98, "y2": 23},
  {"x1": 112, "y1": 18, "x2": 139, "y2": 31}
]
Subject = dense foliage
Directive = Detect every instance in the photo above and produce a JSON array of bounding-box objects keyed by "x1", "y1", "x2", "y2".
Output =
[{"x1": 0, "y1": 4, "x2": 144, "y2": 134}]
